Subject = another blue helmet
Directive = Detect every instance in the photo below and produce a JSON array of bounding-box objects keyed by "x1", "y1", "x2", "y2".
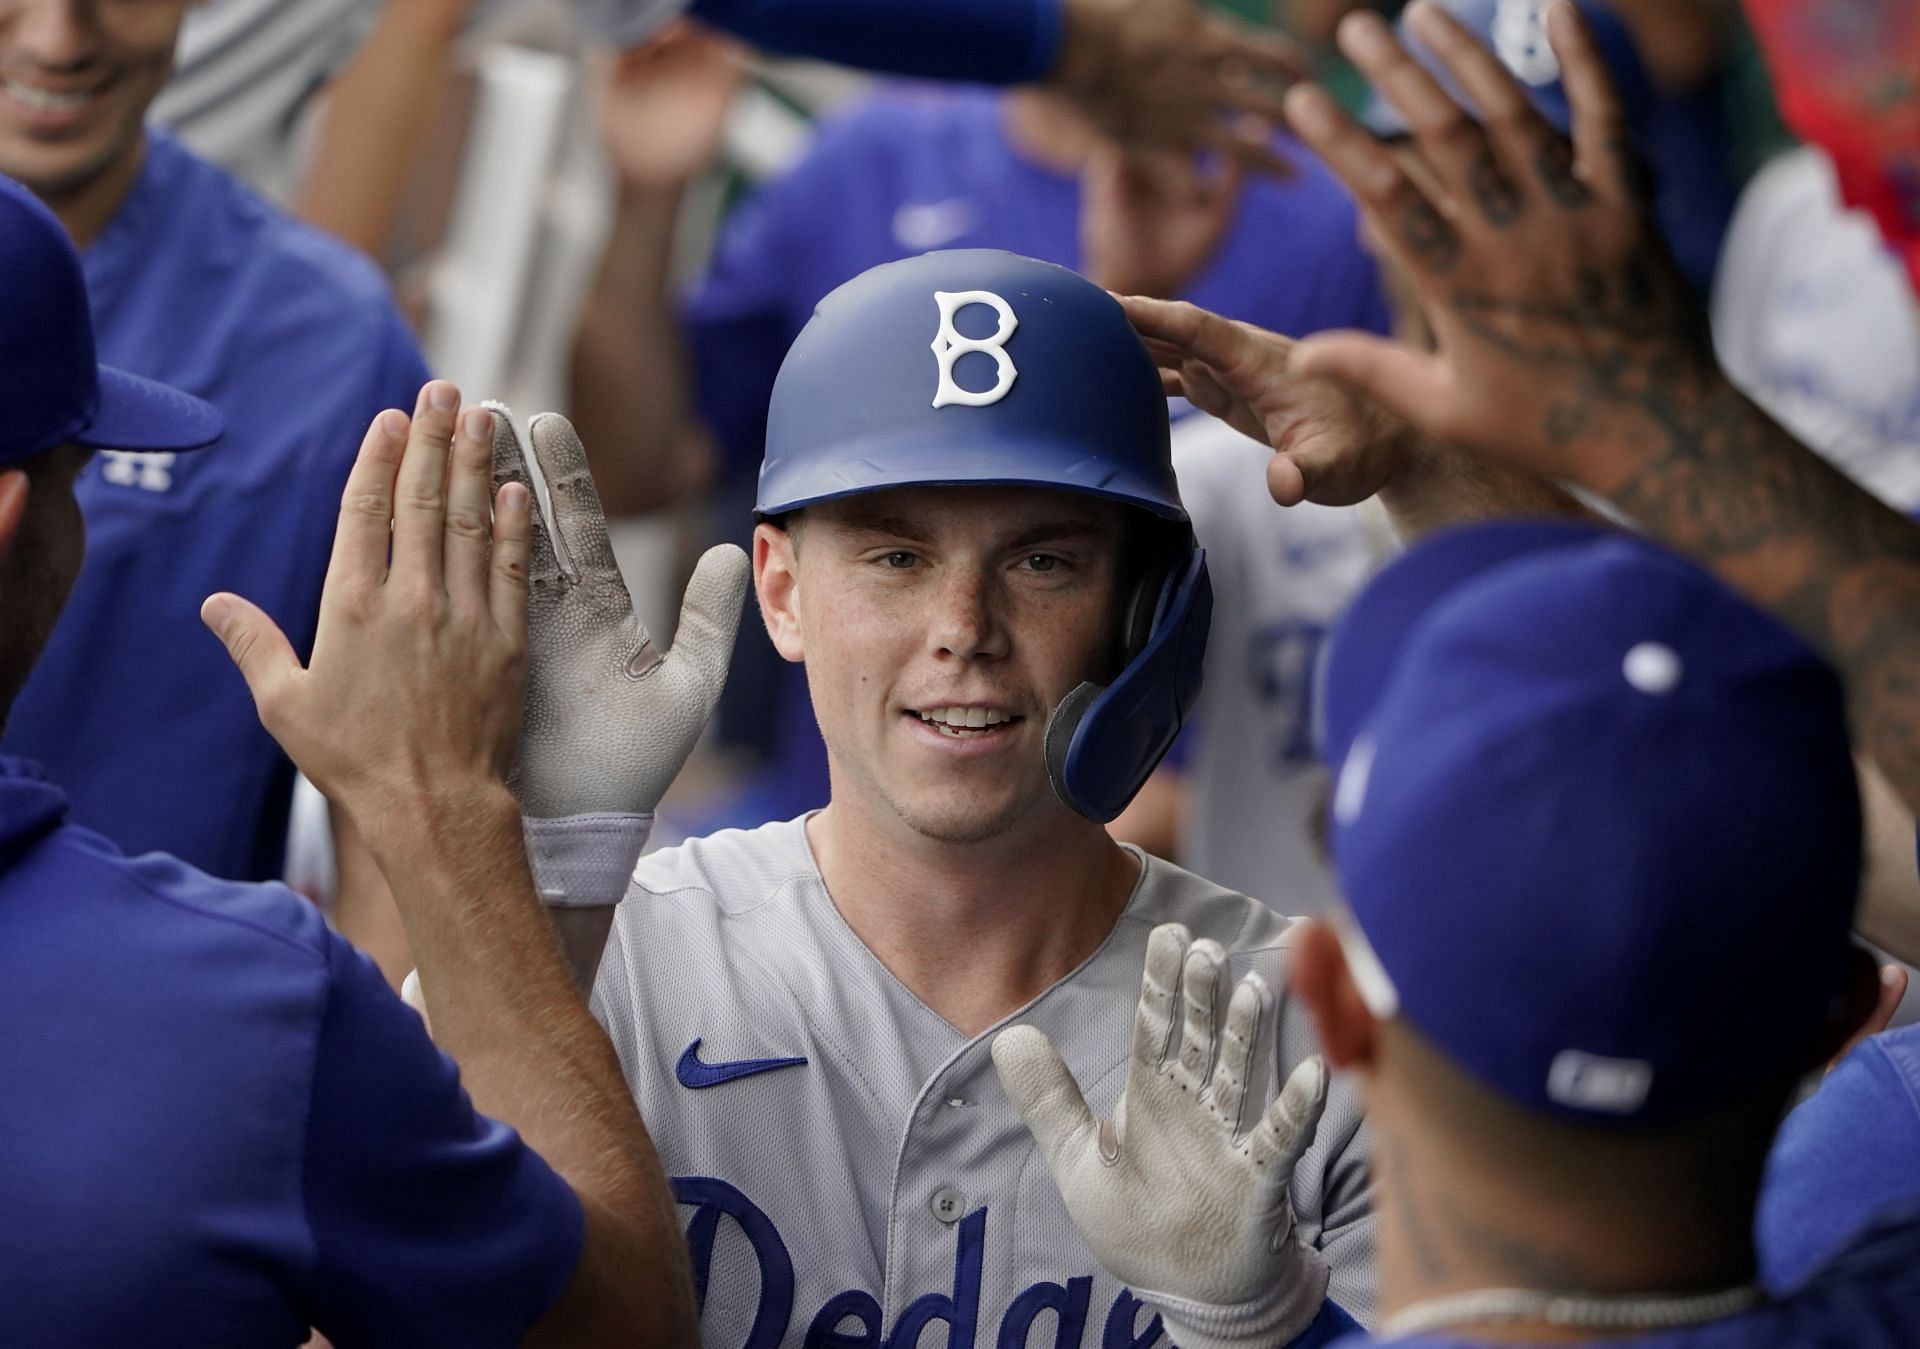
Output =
[{"x1": 757, "y1": 249, "x2": 1212, "y2": 824}]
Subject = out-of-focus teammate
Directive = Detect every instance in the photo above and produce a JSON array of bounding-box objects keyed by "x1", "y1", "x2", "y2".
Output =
[
  {"x1": 1095, "y1": 0, "x2": 1920, "y2": 1326},
  {"x1": 0, "y1": 174, "x2": 695, "y2": 1347}
]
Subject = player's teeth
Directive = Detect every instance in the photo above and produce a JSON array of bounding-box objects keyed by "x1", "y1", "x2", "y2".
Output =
[
  {"x1": 4, "y1": 82, "x2": 91, "y2": 112},
  {"x1": 964, "y1": 707, "x2": 987, "y2": 728}
]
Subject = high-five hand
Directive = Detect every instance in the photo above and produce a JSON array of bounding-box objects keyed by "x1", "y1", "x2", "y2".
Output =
[
  {"x1": 202, "y1": 383, "x2": 529, "y2": 833},
  {"x1": 490, "y1": 410, "x2": 749, "y2": 906},
  {"x1": 1280, "y1": 0, "x2": 1920, "y2": 830},
  {"x1": 1052, "y1": 0, "x2": 1307, "y2": 173},
  {"x1": 992, "y1": 924, "x2": 1331, "y2": 1349},
  {"x1": 1284, "y1": 1, "x2": 1711, "y2": 496}
]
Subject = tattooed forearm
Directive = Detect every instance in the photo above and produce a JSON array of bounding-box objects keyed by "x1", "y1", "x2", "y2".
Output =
[
  {"x1": 1606, "y1": 384, "x2": 1920, "y2": 818},
  {"x1": 1431, "y1": 221, "x2": 1920, "y2": 814}
]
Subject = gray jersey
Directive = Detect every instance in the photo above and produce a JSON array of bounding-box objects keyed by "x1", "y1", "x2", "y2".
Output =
[
  {"x1": 1172, "y1": 412, "x2": 1394, "y2": 911},
  {"x1": 592, "y1": 817, "x2": 1376, "y2": 1348}
]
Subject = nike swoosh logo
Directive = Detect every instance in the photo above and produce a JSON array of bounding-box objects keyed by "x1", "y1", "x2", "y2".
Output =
[{"x1": 675, "y1": 1038, "x2": 808, "y2": 1090}]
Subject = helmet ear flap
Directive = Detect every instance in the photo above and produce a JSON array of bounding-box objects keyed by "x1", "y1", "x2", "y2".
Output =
[
  {"x1": 1046, "y1": 546, "x2": 1212, "y2": 823},
  {"x1": 1044, "y1": 681, "x2": 1103, "y2": 808}
]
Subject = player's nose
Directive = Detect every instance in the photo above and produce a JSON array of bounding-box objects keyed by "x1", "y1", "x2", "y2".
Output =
[
  {"x1": 9, "y1": 3, "x2": 101, "y2": 70},
  {"x1": 925, "y1": 562, "x2": 1009, "y2": 663}
]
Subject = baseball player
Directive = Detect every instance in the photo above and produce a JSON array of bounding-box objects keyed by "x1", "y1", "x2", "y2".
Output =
[
  {"x1": 436, "y1": 248, "x2": 1378, "y2": 1348},
  {"x1": 0, "y1": 168, "x2": 698, "y2": 1345},
  {"x1": 1100, "y1": 2, "x2": 1920, "y2": 1323},
  {"x1": 1007, "y1": 518, "x2": 1919, "y2": 1346}
]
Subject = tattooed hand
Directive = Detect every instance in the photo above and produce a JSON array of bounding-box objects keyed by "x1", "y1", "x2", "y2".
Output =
[
  {"x1": 1281, "y1": 0, "x2": 1920, "y2": 847},
  {"x1": 1281, "y1": 1, "x2": 1713, "y2": 497},
  {"x1": 1121, "y1": 292, "x2": 1589, "y2": 537}
]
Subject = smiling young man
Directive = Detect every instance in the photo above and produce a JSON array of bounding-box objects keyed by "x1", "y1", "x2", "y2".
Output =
[
  {"x1": 0, "y1": 0, "x2": 429, "y2": 886},
  {"x1": 549, "y1": 250, "x2": 1376, "y2": 1348}
]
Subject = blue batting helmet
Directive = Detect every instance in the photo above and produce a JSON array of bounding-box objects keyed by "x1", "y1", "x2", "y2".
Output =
[{"x1": 756, "y1": 249, "x2": 1211, "y2": 824}]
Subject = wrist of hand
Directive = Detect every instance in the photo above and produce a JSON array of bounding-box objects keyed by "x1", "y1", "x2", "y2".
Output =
[
  {"x1": 1138, "y1": 1240, "x2": 1330, "y2": 1349},
  {"x1": 523, "y1": 812, "x2": 654, "y2": 907},
  {"x1": 357, "y1": 780, "x2": 524, "y2": 903},
  {"x1": 356, "y1": 779, "x2": 520, "y2": 861}
]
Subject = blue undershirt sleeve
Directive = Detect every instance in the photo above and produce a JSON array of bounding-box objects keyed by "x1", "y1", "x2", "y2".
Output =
[
  {"x1": 298, "y1": 933, "x2": 585, "y2": 1348},
  {"x1": 687, "y1": 0, "x2": 1063, "y2": 84}
]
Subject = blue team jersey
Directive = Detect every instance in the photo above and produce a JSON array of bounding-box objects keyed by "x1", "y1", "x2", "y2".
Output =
[
  {"x1": 680, "y1": 86, "x2": 1392, "y2": 830},
  {"x1": 2, "y1": 131, "x2": 430, "y2": 881},
  {"x1": 1329, "y1": 1202, "x2": 1920, "y2": 1348},
  {"x1": 1757, "y1": 1025, "x2": 1920, "y2": 1291},
  {"x1": 0, "y1": 757, "x2": 582, "y2": 1346}
]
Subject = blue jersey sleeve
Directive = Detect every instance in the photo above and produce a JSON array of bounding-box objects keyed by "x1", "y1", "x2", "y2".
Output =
[
  {"x1": 299, "y1": 934, "x2": 585, "y2": 1347},
  {"x1": 1758, "y1": 1026, "x2": 1920, "y2": 1292},
  {"x1": 370, "y1": 306, "x2": 434, "y2": 421},
  {"x1": 689, "y1": 0, "x2": 1060, "y2": 84}
]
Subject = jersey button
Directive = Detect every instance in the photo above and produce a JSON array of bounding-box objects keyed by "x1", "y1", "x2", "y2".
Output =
[{"x1": 929, "y1": 1187, "x2": 966, "y2": 1224}]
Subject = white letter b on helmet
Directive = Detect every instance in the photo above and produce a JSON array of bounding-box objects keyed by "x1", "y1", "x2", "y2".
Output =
[{"x1": 931, "y1": 290, "x2": 1019, "y2": 408}]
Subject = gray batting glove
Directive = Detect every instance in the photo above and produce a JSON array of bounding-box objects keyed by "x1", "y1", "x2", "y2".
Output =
[
  {"x1": 992, "y1": 923, "x2": 1331, "y2": 1349},
  {"x1": 488, "y1": 406, "x2": 749, "y2": 905}
]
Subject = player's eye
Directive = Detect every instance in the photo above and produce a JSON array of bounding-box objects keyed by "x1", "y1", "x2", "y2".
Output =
[
  {"x1": 881, "y1": 550, "x2": 918, "y2": 569},
  {"x1": 1021, "y1": 553, "x2": 1062, "y2": 573}
]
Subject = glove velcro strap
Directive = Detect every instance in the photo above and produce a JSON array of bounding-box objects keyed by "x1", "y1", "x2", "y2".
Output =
[
  {"x1": 1134, "y1": 1242, "x2": 1331, "y2": 1349},
  {"x1": 523, "y1": 812, "x2": 653, "y2": 907}
]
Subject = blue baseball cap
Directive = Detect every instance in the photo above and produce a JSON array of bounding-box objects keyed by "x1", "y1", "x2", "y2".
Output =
[
  {"x1": 1317, "y1": 522, "x2": 1862, "y2": 1124},
  {"x1": 2, "y1": 174, "x2": 221, "y2": 469}
]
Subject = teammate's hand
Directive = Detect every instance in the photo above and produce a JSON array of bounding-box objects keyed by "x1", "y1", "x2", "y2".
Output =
[
  {"x1": 1051, "y1": 0, "x2": 1307, "y2": 174},
  {"x1": 1283, "y1": 0, "x2": 1719, "y2": 496},
  {"x1": 596, "y1": 20, "x2": 745, "y2": 192},
  {"x1": 1080, "y1": 148, "x2": 1245, "y2": 300},
  {"x1": 1122, "y1": 293, "x2": 1424, "y2": 507},
  {"x1": 202, "y1": 382, "x2": 529, "y2": 831},
  {"x1": 992, "y1": 924, "x2": 1331, "y2": 1349},
  {"x1": 490, "y1": 410, "x2": 749, "y2": 902}
]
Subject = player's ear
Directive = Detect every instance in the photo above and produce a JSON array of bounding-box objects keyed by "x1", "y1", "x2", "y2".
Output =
[
  {"x1": 1813, "y1": 943, "x2": 1897, "y2": 1070},
  {"x1": 1289, "y1": 919, "x2": 1381, "y2": 1074},
  {"x1": 754, "y1": 520, "x2": 806, "y2": 664},
  {"x1": 0, "y1": 469, "x2": 30, "y2": 567}
]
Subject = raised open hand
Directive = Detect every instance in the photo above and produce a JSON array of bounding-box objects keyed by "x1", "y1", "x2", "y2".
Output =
[
  {"x1": 993, "y1": 924, "x2": 1331, "y2": 1349},
  {"x1": 489, "y1": 410, "x2": 749, "y2": 904},
  {"x1": 596, "y1": 20, "x2": 746, "y2": 191},
  {"x1": 1283, "y1": 1, "x2": 1714, "y2": 497},
  {"x1": 202, "y1": 384, "x2": 529, "y2": 832},
  {"x1": 1052, "y1": 0, "x2": 1308, "y2": 174}
]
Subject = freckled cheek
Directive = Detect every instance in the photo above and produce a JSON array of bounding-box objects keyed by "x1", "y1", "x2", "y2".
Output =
[
  {"x1": 1021, "y1": 592, "x2": 1118, "y2": 692},
  {"x1": 800, "y1": 587, "x2": 921, "y2": 725}
]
